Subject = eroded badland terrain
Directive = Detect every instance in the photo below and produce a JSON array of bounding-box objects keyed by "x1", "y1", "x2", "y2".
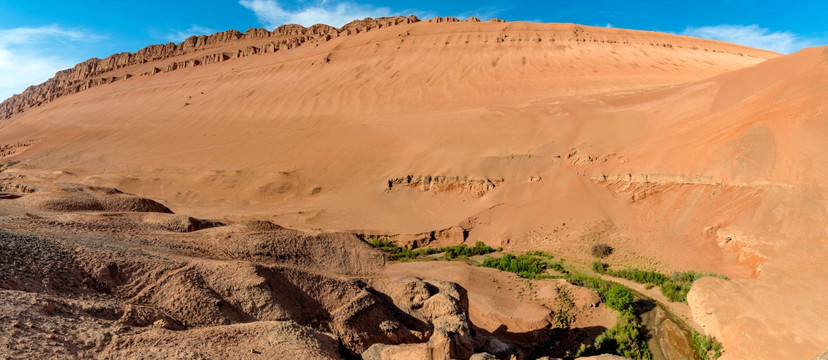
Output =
[{"x1": 1, "y1": 15, "x2": 827, "y2": 360}]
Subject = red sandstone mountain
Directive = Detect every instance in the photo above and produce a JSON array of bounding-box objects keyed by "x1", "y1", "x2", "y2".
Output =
[{"x1": 1, "y1": 16, "x2": 826, "y2": 360}]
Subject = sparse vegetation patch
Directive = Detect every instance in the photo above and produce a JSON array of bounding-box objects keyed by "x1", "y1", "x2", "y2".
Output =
[
  {"x1": 580, "y1": 310, "x2": 650, "y2": 360},
  {"x1": 478, "y1": 252, "x2": 650, "y2": 359},
  {"x1": 591, "y1": 261, "x2": 727, "y2": 303},
  {"x1": 364, "y1": 236, "x2": 499, "y2": 261},
  {"x1": 567, "y1": 272, "x2": 649, "y2": 359},
  {"x1": 567, "y1": 273, "x2": 633, "y2": 312},
  {"x1": 692, "y1": 330, "x2": 723, "y2": 359},
  {"x1": 369, "y1": 242, "x2": 708, "y2": 360},
  {"x1": 552, "y1": 286, "x2": 576, "y2": 329}
]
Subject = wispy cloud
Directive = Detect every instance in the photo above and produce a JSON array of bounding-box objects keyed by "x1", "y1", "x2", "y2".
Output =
[
  {"x1": 0, "y1": 25, "x2": 99, "y2": 101},
  {"x1": 239, "y1": 0, "x2": 392, "y2": 28},
  {"x1": 164, "y1": 25, "x2": 216, "y2": 43},
  {"x1": 681, "y1": 24, "x2": 816, "y2": 54},
  {"x1": 0, "y1": 25, "x2": 87, "y2": 45},
  {"x1": 455, "y1": 6, "x2": 509, "y2": 21}
]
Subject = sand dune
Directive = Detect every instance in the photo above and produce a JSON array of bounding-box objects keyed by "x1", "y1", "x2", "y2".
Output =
[{"x1": 0, "y1": 16, "x2": 825, "y2": 359}]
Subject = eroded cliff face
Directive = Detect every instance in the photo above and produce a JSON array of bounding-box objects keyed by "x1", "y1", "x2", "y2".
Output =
[
  {"x1": 0, "y1": 15, "x2": 422, "y2": 120},
  {"x1": 0, "y1": 14, "x2": 777, "y2": 122}
]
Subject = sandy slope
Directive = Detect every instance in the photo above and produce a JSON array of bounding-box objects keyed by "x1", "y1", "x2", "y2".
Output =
[
  {"x1": 1, "y1": 17, "x2": 826, "y2": 359},
  {"x1": 0, "y1": 20, "x2": 776, "y2": 233}
]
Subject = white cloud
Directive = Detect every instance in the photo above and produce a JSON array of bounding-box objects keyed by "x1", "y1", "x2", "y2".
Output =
[
  {"x1": 681, "y1": 24, "x2": 815, "y2": 54},
  {"x1": 239, "y1": 0, "x2": 392, "y2": 28},
  {"x1": 164, "y1": 25, "x2": 216, "y2": 43},
  {"x1": 0, "y1": 25, "x2": 98, "y2": 101}
]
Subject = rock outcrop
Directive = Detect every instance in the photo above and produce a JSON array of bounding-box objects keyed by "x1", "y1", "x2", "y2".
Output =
[
  {"x1": 386, "y1": 175, "x2": 504, "y2": 197},
  {"x1": 0, "y1": 16, "x2": 421, "y2": 120},
  {"x1": 0, "y1": 207, "x2": 485, "y2": 359},
  {"x1": 0, "y1": 15, "x2": 778, "y2": 122},
  {"x1": 364, "y1": 278, "x2": 474, "y2": 360}
]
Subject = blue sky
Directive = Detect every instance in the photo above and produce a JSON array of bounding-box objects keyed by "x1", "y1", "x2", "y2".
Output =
[{"x1": 1, "y1": 0, "x2": 826, "y2": 101}]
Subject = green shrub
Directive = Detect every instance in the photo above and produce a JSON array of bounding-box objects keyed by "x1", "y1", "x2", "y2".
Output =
[
  {"x1": 368, "y1": 237, "x2": 398, "y2": 251},
  {"x1": 481, "y1": 254, "x2": 548, "y2": 278},
  {"x1": 567, "y1": 274, "x2": 633, "y2": 311},
  {"x1": 567, "y1": 273, "x2": 614, "y2": 297},
  {"x1": 476, "y1": 255, "x2": 652, "y2": 360},
  {"x1": 479, "y1": 252, "x2": 571, "y2": 279},
  {"x1": 590, "y1": 262, "x2": 727, "y2": 304},
  {"x1": 660, "y1": 271, "x2": 727, "y2": 303},
  {"x1": 574, "y1": 343, "x2": 593, "y2": 358},
  {"x1": 603, "y1": 310, "x2": 650, "y2": 359},
  {"x1": 673, "y1": 270, "x2": 729, "y2": 282},
  {"x1": 573, "y1": 308, "x2": 651, "y2": 360},
  {"x1": 659, "y1": 281, "x2": 690, "y2": 302},
  {"x1": 548, "y1": 260, "x2": 569, "y2": 274},
  {"x1": 605, "y1": 285, "x2": 635, "y2": 312},
  {"x1": 609, "y1": 268, "x2": 669, "y2": 285},
  {"x1": 591, "y1": 261, "x2": 609, "y2": 274},
  {"x1": 365, "y1": 237, "x2": 498, "y2": 261},
  {"x1": 442, "y1": 241, "x2": 499, "y2": 259},
  {"x1": 692, "y1": 331, "x2": 723, "y2": 359}
]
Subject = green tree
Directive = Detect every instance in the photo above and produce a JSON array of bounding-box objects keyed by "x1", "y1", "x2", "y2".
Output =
[{"x1": 605, "y1": 284, "x2": 634, "y2": 311}]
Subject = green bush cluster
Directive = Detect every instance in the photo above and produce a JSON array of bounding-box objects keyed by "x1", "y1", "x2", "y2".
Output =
[
  {"x1": 481, "y1": 253, "x2": 549, "y2": 278},
  {"x1": 479, "y1": 252, "x2": 569, "y2": 279},
  {"x1": 589, "y1": 310, "x2": 651, "y2": 360},
  {"x1": 605, "y1": 285, "x2": 635, "y2": 312},
  {"x1": 568, "y1": 274, "x2": 649, "y2": 359},
  {"x1": 660, "y1": 271, "x2": 727, "y2": 302},
  {"x1": 481, "y1": 254, "x2": 723, "y2": 360},
  {"x1": 477, "y1": 253, "x2": 650, "y2": 359},
  {"x1": 567, "y1": 273, "x2": 612, "y2": 296},
  {"x1": 366, "y1": 237, "x2": 499, "y2": 261},
  {"x1": 692, "y1": 331, "x2": 723, "y2": 359},
  {"x1": 591, "y1": 261, "x2": 727, "y2": 303},
  {"x1": 566, "y1": 273, "x2": 650, "y2": 359},
  {"x1": 591, "y1": 260, "x2": 609, "y2": 273},
  {"x1": 442, "y1": 242, "x2": 500, "y2": 259},
  {"x1": 524, "y1": 251, "x2": 568, "y2": 274},
  {"x1": 567, "y1": 274, "x2": 634, "y2": 312},
  {"x1": 614, "y1": 268, "x2": 668, "y2": 285},
  {"x1": 548, "y1": 260, "x2": 568, "y2": 274}
]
